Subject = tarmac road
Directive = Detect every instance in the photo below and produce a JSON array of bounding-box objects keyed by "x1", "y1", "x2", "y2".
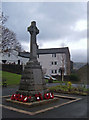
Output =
[
  {"x1": 1, "y1": 96, "x2": 88, "y2": 119},
  {"x1": 1, "y1": 85, "x2": 89, "y2": 119}
]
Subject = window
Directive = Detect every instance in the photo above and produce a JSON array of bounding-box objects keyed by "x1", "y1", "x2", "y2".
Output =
[
  {"x1": 54, "y1": 61, "x2": 57, "y2": 65},
  {"x1": 55, "y1": 70, "x2": 57, "y2": 74},
  {"x1": 51, "y1": 70, "x2": 57, "y2": 74},
  {"x1": 51, "y1": 70, "x2": 54, "y2": 74},
  {"x1": 38, "y1": 54, "x2": 39, "y2": 58},
  {"x1": 8, "y1": 53, "x2": 10, "y2": 57},
  {"x1": 52, "y1": 54, "x2": 56, "y2": 57},
  {"x1": 54, "y1": 54, "x2": 56, "y2": 57},
  {"x1": 51, "y1": 61, "x2": 57, "y2": 65}
]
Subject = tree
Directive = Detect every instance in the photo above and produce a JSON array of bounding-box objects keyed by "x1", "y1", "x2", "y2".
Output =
[
  {"x1": 0, "y1": 13, "x2": 23, "y2": 54},
  {"x1": 59, "y1": 54, "x2": 65, "y2": 82},
  {"x1": 61, "y1": 54, "x2": 65, "y2": 81}
]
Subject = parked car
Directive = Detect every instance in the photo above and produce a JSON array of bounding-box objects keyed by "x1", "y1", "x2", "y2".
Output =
[{"x1": 44, "y1": 75, "x2": 57, "y2": 81}]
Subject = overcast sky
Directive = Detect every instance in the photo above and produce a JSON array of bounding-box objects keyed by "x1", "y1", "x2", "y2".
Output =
[{"x1": 2, "y1": 2, "x2": 87, "y2": 62}]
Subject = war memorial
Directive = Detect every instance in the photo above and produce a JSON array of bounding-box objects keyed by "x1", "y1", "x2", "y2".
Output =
[
  {"x1": 18, "y1": 21, "x2": 47, "y2": 96},
  {"x1": 6, "y1": 21, "x2": 56, "y2": 102},
  {"x1": 2, "y1": 21, "x2": 83, "y2": 118}
]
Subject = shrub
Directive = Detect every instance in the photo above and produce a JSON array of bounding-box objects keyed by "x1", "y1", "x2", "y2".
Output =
[
  {"x1": 69, "y1": 74, "x2": 80, "y2": 82},
  {"x1": 67, "y1": 81, "x2": 72, "y2": 87},
  {"x1": 67, "y1": 81, "x2": 72, "y2": 92}
]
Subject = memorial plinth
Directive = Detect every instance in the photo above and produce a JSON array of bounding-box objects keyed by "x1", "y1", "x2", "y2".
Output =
[{"x1": 18, "y1": 21, "x2": 46, "y2": 96}]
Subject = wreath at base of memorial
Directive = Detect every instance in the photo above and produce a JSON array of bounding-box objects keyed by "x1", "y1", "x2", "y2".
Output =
[{"x1": 11, "y1": 92, "x2": 54, "y2": 103}]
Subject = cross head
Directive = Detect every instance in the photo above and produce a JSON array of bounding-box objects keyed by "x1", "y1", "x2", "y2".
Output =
[{"x1": 27, "y1": 21, "x2": 39, "y2": 35}]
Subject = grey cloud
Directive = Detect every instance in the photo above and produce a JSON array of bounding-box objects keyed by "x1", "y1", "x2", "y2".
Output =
[
  {"x1": 2, "y1": 2, "x2": 87, "y2": 43},
  {"x1": 2, "y1": 2, "x2": 87, "y2": 62}
]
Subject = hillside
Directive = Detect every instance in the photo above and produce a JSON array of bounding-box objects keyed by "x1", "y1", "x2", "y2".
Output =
[
  {"x1": 75, "y1": 64, "x2": 88, "y2": 84},
  {"x1": 73, "y1": 62, "x2": 86, "y2": 70}
]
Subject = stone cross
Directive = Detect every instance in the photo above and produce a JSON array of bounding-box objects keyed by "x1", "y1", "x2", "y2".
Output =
[
  {"x1": 18, "y1": 21, "x2": 46, "y2": 96},
  {"x1": 27, "y1": 21, "x2": 39, "y2": 61}
]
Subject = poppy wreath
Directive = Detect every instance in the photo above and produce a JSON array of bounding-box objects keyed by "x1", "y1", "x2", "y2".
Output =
[
  {"x1": 23, "y1": 96, "x2": 28, "y2": 102},
  {"x1": 35, "y1": 94, "x2": 40, "y2": 101},
  {"x1": 38, "y1": 93, "x2": 43, "y2": 100},
  {"x1": 18, "y1": 94, "x2": 25, "y2": 102},
  {"x1": 11, "y1": 94, "x2": 31, "y2": 102},
  {"x1": 15, "y1": 94, "x2": 20, "y2": 101},
  {"x1": 44, "y1": 93, "x2": 50, "y2": 99},
  {"x1": 49, "y1": 93, "x2": 54, "y2": 99},
  {"x1": 35, "y1": 93, "x2": 43, "y2": 101},
  {"x1": 11, "y1": 94, "x2": 17, "y2": 100},
  {"x1": 11, "y1": 92, "x2": 54, "y2": 102},
  {"x1": 11, "y1": 94, "x2": 20, "y2": 101},
  {"x1": 19, "y1": 95, "x2": 31, "y2": 102},
  {"x1": 44, "y1": 93, "x2": 54, "y2": 99}
]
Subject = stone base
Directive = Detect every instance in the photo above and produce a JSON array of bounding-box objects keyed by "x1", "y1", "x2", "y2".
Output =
[
  {"x1": 18, "y1": 60, "x2": 47, "y2": 96},
  {"x1": 6, "y1": 97, "x2": 59, "y2": 107},
  {"x1": 4, "y1": 94, "x2": 82, "y2": 116},
  {"x1": 17, "y1": 89, "x2": 48, "y2": 96}
]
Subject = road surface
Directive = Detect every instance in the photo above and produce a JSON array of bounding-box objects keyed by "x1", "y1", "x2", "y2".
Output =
[{"x1": 1, "y1": 85, "x2": 88, "y2": 119}]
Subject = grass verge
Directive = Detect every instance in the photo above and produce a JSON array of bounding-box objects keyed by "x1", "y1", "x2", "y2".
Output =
[{"x1": 0, "y1": 71, "x2": 21, "y2": 86}]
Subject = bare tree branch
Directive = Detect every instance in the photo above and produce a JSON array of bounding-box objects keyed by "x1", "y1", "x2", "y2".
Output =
[{"x1": 0, "y1": 13, "x2": 23, "y2": 54}]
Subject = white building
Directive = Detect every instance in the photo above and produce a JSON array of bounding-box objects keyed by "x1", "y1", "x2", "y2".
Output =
[
  {"x1": 1, "y1": 47, "x2": 71, "y2": 75},
  {"x1": 0, "y1": 50, "x2": 28, "y2": 65},
  {"x1": 19, "y1": 47, "x2": 71, "y2": 75}
]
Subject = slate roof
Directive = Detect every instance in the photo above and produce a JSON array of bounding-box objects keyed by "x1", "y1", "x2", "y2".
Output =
[{"x1": 18, "y1": 47, "x2": 70, "y2": 58}]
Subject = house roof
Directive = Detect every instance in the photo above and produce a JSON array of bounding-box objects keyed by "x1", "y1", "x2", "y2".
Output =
[{"x1": 18, "y1": 47, "x2": 70, "y2": 58}]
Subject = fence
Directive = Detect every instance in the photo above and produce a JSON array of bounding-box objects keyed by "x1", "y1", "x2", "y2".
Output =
[
  {"x1": 1, "y1": 64, "x2": 70, "y2": 81},
  {"x1": 1, "y1": 64, "x2": 23, "y2": 74}
]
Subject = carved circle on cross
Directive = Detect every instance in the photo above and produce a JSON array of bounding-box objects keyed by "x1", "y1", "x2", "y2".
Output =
[{"x1": 27, "y1": 21, "x2": 39, "y2": 35}]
